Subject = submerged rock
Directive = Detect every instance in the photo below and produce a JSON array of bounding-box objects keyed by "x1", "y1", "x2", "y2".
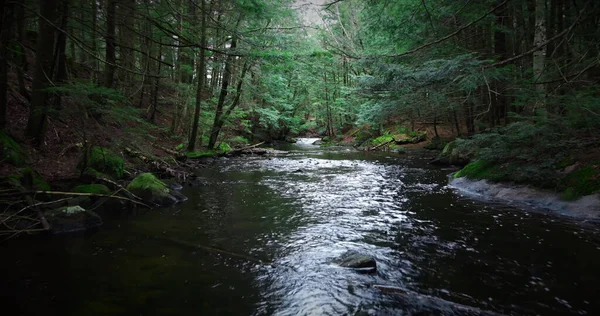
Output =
[
  {"x1": 333, "y1": 251, "x2": 377, "y2": 272},
  {"x1": 162, "y1": 179, "x2": 184, "y2": 191},
  {"x1": 45, "y1": 206, "x2": 103, "y2": 234}
]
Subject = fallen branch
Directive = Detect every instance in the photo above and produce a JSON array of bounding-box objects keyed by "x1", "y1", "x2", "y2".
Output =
[
  {"x1": 230, "y1": 141, "x2": 265, "y2": 153},
  {"x1": 33, "y1": 191, "x2": 153, "y2": 208},
  {"x1": 160, "y1": 236, "x2": 274, "y2": 267},
  {"x1": 370, "y1": 139, "x2": 395, "y2": 151},
  {"x1": 152, "y1": 143, "x2": 185, "y2": 158}
]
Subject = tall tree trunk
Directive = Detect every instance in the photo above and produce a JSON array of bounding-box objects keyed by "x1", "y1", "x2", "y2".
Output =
[
  {"x1": 0, "y1": 0, "x2": 10, "y2": 131},
  {"x1": 207, "y1": 17, "x2": 242, "y2": 150},
  {"x1": 532, "y1": 0, "x2": 546, "y2": 112},
  {"x1": 103, "y1": 0, "x2": 116, "y2": 88},
  {"x1": 150, "y1": 44, "x2": 162, "y2": 123},
  {"x1": 91, "y1": 0, "x2": 99, "y2": 81},
  {"x1": 26, "y1": 0, "x2": 59, "y2": 145},
  {"x1": 15, "y1": 1, "x2": 29, "y2": 101},
  {"x1": 187, "y1": 0, "x2": 207, "y2": 151},
  {"x1": 53, "y1": 0, "x2": 69, "y2": 110},
  {"x1": 119, "y1": 0, "x2": 136, "y2": 91}
]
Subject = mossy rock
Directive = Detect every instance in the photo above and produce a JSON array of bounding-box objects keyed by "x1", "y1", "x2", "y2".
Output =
[
  {"x1": 82, "y1": 147, "x2": 124, "y2": 179},
  {"x1": 0, "y1": 131, "x2": 27, "y2": 166},
  {"x1": 560, "y1": 165, "x2": 600, "y2": 201},
  {"x1": 431, "y1": 140, "x2": 472, "y2": 166},
  {"x1": 45, "y1": 206, "x2": 103, "y2": 234},
  {"x1": 126, "y1": 173, "x2": 186, "y2": 206},
  {"x1": 4, "y1": 168, "x2": 50, "y2": 191},
  {"x1": 454, "y1": 160, "x2": 506, "y2": 181},
  {"x1": 424, "y1": 136, "x2": 448, "y2": 150},
  {"x1": 72, "y1": 184, "x2": 111, "y2": 195},
  {"x1": 186, "y1": 150, "x2": 216, "y2": 159}
]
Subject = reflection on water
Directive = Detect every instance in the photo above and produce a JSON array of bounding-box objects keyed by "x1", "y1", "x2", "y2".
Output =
[{"x1": 2, "y1": 143, "x2": 600, "y2": 315}]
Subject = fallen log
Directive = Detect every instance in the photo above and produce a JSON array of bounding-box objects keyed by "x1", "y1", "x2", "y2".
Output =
[
  {"x1": 370, "y1": 139, "x2": 395, "y2": 151},
  {"x1": 152, "y1": 143, "x2": 186, "y2": 159},
  {"x1": 124, "y1": 147, "x2": 192, "y2": 182},
  {"x1": 229, "y1": 141, "x2": 265, "y2": 154}
]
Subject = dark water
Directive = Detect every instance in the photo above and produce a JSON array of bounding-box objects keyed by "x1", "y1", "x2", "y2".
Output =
[{"x1": 2, "y1": 141, "x2": 600, "y2": 315}]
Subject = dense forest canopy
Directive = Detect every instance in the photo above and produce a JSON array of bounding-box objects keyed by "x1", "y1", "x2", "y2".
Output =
[{"x1": 0, "y1": 0, "x2": 598, "y2": 168}]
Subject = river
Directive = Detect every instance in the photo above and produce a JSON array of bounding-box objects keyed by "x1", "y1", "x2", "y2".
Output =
[{"x1": 2, "y1": 140, "x2": 600, "y2": 315}]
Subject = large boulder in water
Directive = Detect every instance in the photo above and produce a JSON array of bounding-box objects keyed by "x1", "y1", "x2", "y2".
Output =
[
  {"x1": 126, "y1": 173, "x2": 187, "y2": 206},
  {"x1": 45, "y1": 206, "x2": 103, "y2": 234},
  {"x1": 333, "y1": 251, "x2": 377, "y2": 272}
]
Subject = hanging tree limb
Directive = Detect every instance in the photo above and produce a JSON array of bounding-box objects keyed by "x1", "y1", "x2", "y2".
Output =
[
  {"x1": 483, "y1": 2, "x2": 589, "y2": 69},
  {"x1": 381, "y1": 0, "x2": 509, "y2": 59}
]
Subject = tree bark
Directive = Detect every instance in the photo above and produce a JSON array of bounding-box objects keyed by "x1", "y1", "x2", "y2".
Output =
[
  {"x1": 188, "y1": 0, "x2": 207, "y2": 151},
  {"x1": 53, "y1": 0, "x2": 69, "y2": 110},
  {"x1": 118, "y1": 0, "x2": 136, "y2": 90},
  {"x1": 207, "y1": 17, "x2": 242, "y2": 150},
  {"x1": 0, "y1": 0, "x2": 11, "y2": 131},
  {"x1": 26, "y1": 0, "x2": 60, "y2": 145},
  {"x1": 103, "y1": 0, "x2": 117, "y2": 88},
  {"x1": 532, "y1": 0, "x2": 546, "y2": 111}
]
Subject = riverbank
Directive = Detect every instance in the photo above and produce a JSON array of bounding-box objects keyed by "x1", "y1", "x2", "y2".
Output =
[{"x1": 450, "y1": 176, "x2": 600, "y2": 220}]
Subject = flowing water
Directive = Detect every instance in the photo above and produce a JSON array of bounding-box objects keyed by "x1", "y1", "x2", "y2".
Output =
[{"x1": 2, "y1": 140, "x2": 600, "y2": 315}]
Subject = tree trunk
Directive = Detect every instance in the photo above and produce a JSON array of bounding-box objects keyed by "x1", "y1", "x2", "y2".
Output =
[
  {"x1": 119, "y1": 0, "x2": 136, "y2": 91},
  {"x1": 207, "y1": 17, "x2": 242, "y2": 150},
  {"x1": 0, "y1": 0, "x2": 11, "y2": 130},
  {"x1": 15, "y1": 1, "x2": 28, "y2": 101},
  {"x1": 532, "y1": 0, "x2": 546, "y2": 112},
  {"x1": 53, "y1": 0, "x2": 69, "y2": 110},
  {"x1": 26, "y1": 0, "x2": 59, "y2": 145},
  {"x1": 103, "y1": 0, "x2": 117, "y2": 88},
  {"x1": 150, "y1": 44, "x2": 162, "y2": 123},
  {"x1": 187, "y1": 0, "x2": 207, "y2": 151}
]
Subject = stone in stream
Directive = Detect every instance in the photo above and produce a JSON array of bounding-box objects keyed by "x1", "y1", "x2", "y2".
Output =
[
  {"x1": 126, "y1": 173, "x2": 187, "y2": 207},
  {"x1": 333, "y1": 251, "x2": 377, "y2": 272},
  {"x1": 45, "y1": 206, "x2": 103, "y2": 234}
]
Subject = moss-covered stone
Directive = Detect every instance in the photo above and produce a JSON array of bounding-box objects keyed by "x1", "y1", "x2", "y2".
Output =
[
  {"x1": 0, "y1": 131, "x2": 26, "y2": 166},
  {"x1": 126, "y1": 173, "x2": 183, "y2": 206},
  {"x1": 454, "y1": 160, "x2": 506, "y2": 181},
  {"x1": 560, "y1": 165, "x2": 600, "y2": 200},
  {"x1": 84, "y1": 147, "x2": 124, "y2": 179},
  {"x1": 424, "y1": 136, "x2": 448, "y2": 150},
  {"x1": 431, "y1": 140, "x2": 472, "y2": 166},
  {"x1": 72, "y1": 184, "x2": 111, "y2": 195},
  {"x1": 4, "y1": 168, "x2": 50, "y2": 191},
  {"x1": 45, "y1": 206, "x2": 103, "y2": 234},
  {"x1": 186, "y1": 150, "x2": 216, "y2": 159}
]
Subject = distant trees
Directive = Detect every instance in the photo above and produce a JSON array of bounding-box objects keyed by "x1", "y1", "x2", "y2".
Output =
[
  {"x1": 1, "y1": 0, "x2": 596, "y2": 149},
  {"x1": 320, "y1": 0, "x2": 600, "y2": 137}
]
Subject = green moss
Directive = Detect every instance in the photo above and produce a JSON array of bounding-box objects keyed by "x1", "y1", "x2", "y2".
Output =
[
  {"x1": 87, "y1": 147, "x2": 124, "y2": 179},
  {"x1": 5, "y1": 168, "x2": 51, "y2": 191},
  {"x1": 442, "y1": 141, "x2": 456, "y2": 155},
  {"x1": 454, "y1": 160, "x2": 506, "y2": 181},
  {"x1": 218, "y1": 142, "x2": 232, "y2": 153},
  {"x1": 33, "y1": 178, "x2": 51, "y2": 191},
  {"x1": 0, "y1": 131, "x2": 26, "y2": 166},
  {"x1": 175, "y1": 143, "x2": 185, "y2": 151},
  {"x1": 371, "y1": 134, "x2": 394, "y2": 146},
  {"x1": 560, "y1": 165, "x2": 600, "y2": 200},
  {"x1": 424, "y1": 136, "x2": 448, "y2": 150},
  {"x1": 185, "y1": 150, "x2": 216, "y2": 159},
  {"x1": 72, "y1": 184, "x2": 111, "y2": 195},
  {"x1": 126, "y1": 173, "x2": 169, "y2": 198}
]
